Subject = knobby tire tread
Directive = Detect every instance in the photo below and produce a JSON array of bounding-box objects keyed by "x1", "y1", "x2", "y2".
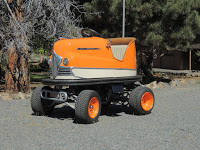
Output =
[
  {"x1": 31, "y1": 86, "x2": 45, "y2": 115},
  {"x1": 75, "y1": 90, "x2": 101, "y2": 124},
  {"x1": 31, "y1": 86, "x2": 55, "y2": 116},
  {"x1": 129, "y1": 86, "x2": 143, "y2": 114},
  {"x1": 129, "y1": 86, "x2": 154, "y2": 115}
]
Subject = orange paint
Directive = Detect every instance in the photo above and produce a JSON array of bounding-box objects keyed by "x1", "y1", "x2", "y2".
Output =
[
  {"x1": 53, "y1": 37, "x2": 137, "y2": 70},
  {"x1": 88, "y1": 97, "x2": 100, "y2": 118},
  {"x1": 141, "y1": 92, "x2": 154, "y2": 111}
]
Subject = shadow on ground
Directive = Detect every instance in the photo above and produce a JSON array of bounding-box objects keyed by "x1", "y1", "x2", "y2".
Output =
[
  {"x1": 37, "y1": 104, "x2": 135, "y2": 123},
  {"x1": 101, "y1": 104, "x2": 134, "y2": 117},
  {"x1": 48, "y1": 105, "x2": 75, "y2": 120}
]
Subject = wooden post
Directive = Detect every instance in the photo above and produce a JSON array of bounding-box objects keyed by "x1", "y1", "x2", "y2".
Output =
[
  {"x1": 40, "y1": 53, "x2": 42, "y2": 63},
  {"x1": 189, "y1": 50, "x2": 192, "y2": 71}
]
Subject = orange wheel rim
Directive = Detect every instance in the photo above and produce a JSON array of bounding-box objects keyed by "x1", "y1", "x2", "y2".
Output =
[
  {"x1": 88, "y1": 97, "x2": 99, "y2": 118},
  {"x1": 141, "y1": 92, "x2": 154, "y2": 111}
]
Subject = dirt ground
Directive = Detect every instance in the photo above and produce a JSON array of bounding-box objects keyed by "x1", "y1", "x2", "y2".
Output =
[{"x1": 0, "y1": 83, "x2": 200, "y2": 150}]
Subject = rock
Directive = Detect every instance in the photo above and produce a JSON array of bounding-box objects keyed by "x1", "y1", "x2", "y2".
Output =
[
  {"x1": 150, "y1": 81, "x2": 170, "y2": 89},
  {"x1": 0, "y1": 92, "x2": 32, "y2": 100},
  {"x1": 0, "y1": 93, "x2": 12, "y2": 100},
  {"x1": 11, "y1": 94, "x2": 20, "y2": 100},
  {"x1": 150, "y1": 81, "x2": 157, "y2": 89},
  {"x1": 145, "y1": 84, "x2": 151, "y2": 89},
  {"x1": 157, "y1": 82, "x2": 170, "y2": 88},
  {"x1": 135, "y1": 81, "x2": 142, "y2": 85},
  {"x1": 170, "y1": 80, "x2": 177, "y2": 87},
  {"x1": 191, "y1": 74, "x2": 196, "y2": 77},
  {"x1": 170, "y1": 79, "x2": 181, "y2": 87},
  {"x1": 157, "y1": 82, "x2": 165, "y2": 88},
  {"x1": 25, "y1": 94, "x2": 32, "y2": 99},
  {"x1": 18, "y1": 92, "x2": 25, "y2": 99},
  {"x1": 176, "y1": 79, "x2": 182, "y2": 87},
  {"x1": 180, "y1": 79, "x2": 188, "y2": 86},
  {"x1": 1, "y1": 95, "x2": 11, "y2": 100},
  {"x1": 145, "y1": 81, "x2": 157, "y2": 89}
]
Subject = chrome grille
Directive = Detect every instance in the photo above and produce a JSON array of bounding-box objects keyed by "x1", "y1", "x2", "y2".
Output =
[
  {"x1": 51, "y1": 51, "x2": 62, "y2": 79},
  {"x1": 58, "y1": 67, "x2": 72, "y2": 75}
]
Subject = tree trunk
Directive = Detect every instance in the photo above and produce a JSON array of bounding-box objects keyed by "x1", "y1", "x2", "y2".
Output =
[
  {"x1": 5, "y1": 46, "x2": 30, "y2": 93},
  {"x1": 137, "y1": 48, "x2": 154, "y2": 78},
  {"x1": 5, "y1": 0, "x2": 30, "y2": 93}
]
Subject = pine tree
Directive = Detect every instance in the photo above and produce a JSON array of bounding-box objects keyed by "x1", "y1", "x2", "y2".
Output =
[
  {"x1": 81, "y1": 0, "x2": 200, "y2": 75},
  {"x1": 162, "y1": 0, "x2": 200, "y2": 51}
]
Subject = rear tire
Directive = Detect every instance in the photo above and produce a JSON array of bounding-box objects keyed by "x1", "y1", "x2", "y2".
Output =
[
  {"x1": 75, "y1": 90, "x2": 101, "y2": 124},
  {"x1": 31, "y1": 86, "x2": 56, "y2": 116},
  {"x1": 129, "y1": 86, "x2": 155, "y2": 115}
]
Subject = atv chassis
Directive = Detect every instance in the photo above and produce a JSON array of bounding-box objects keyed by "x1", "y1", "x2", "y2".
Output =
[{"x1": 31, "y1": 76, "x2": 155, "y2": 124}]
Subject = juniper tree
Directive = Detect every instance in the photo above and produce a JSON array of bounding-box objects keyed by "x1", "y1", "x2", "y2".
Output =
[{"x1": 0, "y1": 0, "x2": 81, "y2": 92}]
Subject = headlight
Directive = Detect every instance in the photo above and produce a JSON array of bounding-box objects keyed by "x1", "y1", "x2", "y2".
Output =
[{"x1": 63, "y1": 58, "x2": 69, "y2": 66}]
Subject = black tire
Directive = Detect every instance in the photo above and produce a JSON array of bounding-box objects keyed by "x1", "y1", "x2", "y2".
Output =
[
  {"x1": 31, "y1": 86, "x2": 56, "y2": 116},
  {"x1": 75, "y1": 90, "x2": 101, "y2": 124},
  {"x1": 129, "y1": 86, "x2": 155, "y2": 115}
]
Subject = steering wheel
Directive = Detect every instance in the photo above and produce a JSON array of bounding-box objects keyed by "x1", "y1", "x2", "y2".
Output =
[{"x1": 81, "y1": 28, "x2": 101, "y2": 37}]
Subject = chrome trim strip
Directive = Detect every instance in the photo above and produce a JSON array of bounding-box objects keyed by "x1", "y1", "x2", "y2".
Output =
[
  {"x1": 59, "y1": 66, "x2": 136, "y2": 71},
  {"x1": 53, "y1": 50, "x2": 62, "y2": 67},
  {"x1": 77, "y1": 48, "x2": 101, "y2": 50},
  {"x1": 51, "y1": 50, "x2": 63, "y2": 79}
]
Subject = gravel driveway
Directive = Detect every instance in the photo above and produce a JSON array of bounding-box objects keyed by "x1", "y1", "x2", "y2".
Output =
[{"x1": 0, "y1": 84, "x2": 200, "y2": 150}]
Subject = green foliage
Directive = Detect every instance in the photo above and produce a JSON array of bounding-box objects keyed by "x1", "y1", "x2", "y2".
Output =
[
  {"x1": 30, "y1": 37, "x2": 53, "y2": 55},
  {"x1": 30, "y1": 74, "x2": 49, "y2": 82},
  {"x1": 36, "y1": 48, "x2": 47, "y2": 54},
  {"x1": 196, "y1": 50, "x2": 200, "y2": 62},
  {"x1": 162, "y1": 0, "x2": 200, "y2": 51},
  {"x1": 30, "y1": 60, "x2": 49, "y2": 72},
  {"x1": 30, "y1": 74, "x2": 49, "y2": 79},
  {"x1": 80, "y1": 0, "x2": 200, "y2": 51},
  {"x1": 196, "y1": 50, "x2": 200, "y2": 57}
]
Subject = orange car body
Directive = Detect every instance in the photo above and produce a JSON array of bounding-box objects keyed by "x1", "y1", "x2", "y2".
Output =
[{"x1": 51, "y1": 37, "x2": 137, "y2": 79}]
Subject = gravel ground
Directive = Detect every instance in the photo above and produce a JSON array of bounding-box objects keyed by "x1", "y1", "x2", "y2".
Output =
[{"x1": 0, "y1": 84, "x2": 200, "y2": 150}]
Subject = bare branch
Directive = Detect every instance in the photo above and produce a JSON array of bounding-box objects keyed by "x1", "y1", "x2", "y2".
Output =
[{"x1": 3, "y1": 0, "x2": 26, "y2": 37}]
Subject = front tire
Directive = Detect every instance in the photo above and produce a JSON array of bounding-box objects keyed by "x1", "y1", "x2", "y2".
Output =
[
  {"x1": 31, "y1": 86, "x2": 56, "y2": 116},
  {"x1": 129, "y1": 86, "x2": 155, "y2": 115},
  {"x1": 75, "y1": 90, "x2": 101, "y2": 124}
]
